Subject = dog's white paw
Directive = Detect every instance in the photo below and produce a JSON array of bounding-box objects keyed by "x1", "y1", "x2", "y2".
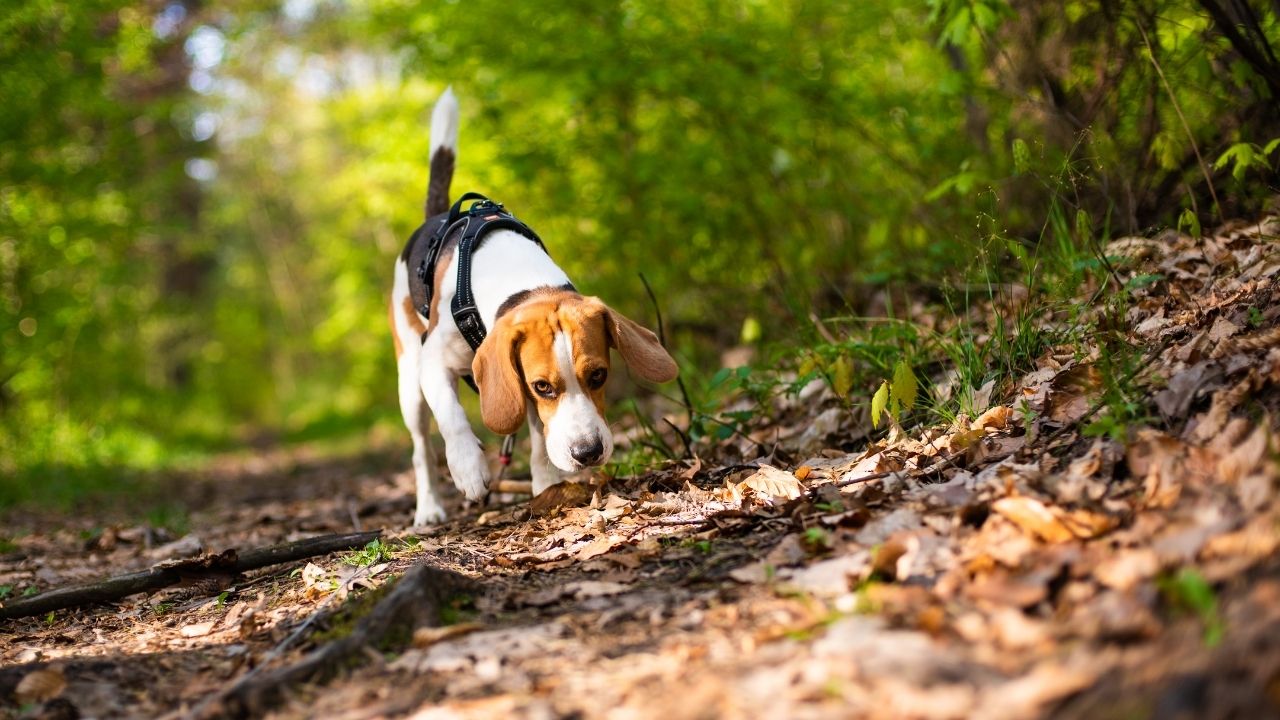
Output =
[
  {"x1": 413, "y1": 502, "x2": 448, "y2": 527},
  {"x1": 447, "y1": 446, "x2": 491, "y2": 501}
]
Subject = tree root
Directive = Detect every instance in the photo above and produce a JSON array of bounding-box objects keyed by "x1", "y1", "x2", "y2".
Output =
[{"x1": 196, "y1": 561, "x2": 476, "y2": 719}]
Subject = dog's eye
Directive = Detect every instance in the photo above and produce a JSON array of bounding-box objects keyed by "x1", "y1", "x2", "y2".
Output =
[
  {"x1": 587, "y1": 368, "x2": 608, "y2": 389},
  {"x1": 531, "y1": 380, "x2": 555, "y2": 398}
]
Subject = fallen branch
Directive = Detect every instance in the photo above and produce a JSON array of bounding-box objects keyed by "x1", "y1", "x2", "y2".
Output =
[
  {"x1": 0, "y1": 531, "x2": 381, "y2": 620},
  {"x1": 492, "y1": 478, "x2": 532, "y2": 494},
  {"x1": 198, "y1": 561, "x2": 475, "y2": 719}
]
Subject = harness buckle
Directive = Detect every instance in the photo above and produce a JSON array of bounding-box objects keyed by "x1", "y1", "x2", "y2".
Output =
[
  {"x1": 454, "y1": 305, "x2": 481, "y2": 334},
  {"x1": 468, "y1": 197, "x2": 503, "y2": 215}
]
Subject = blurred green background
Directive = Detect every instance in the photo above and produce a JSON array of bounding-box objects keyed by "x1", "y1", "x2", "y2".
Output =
[{"x1": 2, "y1": 0, "x2": 1277, "y2": 507}]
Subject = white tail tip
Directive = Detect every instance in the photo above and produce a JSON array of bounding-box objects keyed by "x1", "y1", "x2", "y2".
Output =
[{"x1": 430, "y1": 86, "x2": 459, "y2": 154}]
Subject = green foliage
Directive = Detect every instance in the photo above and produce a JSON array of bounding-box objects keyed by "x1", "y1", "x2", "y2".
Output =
[
  {"x1": 342, "y1": 539, "x2": 393, "y2": 567},
  {"x1": 1158, "y1": 568, "x2": 1224, "y2": 647},
  {"x1": 1248, "y1": 306, "x2": 1265, "y2": 328},
  {"x1": 1214, "y1": 140, "x2": 1280, "y2": 182},
  {"x1": 1083, "y1": 339, "x2": 1152, "y2": 441},
  {"x1": 2, "y1": 0, "x2": 1277, "y2": 506}
]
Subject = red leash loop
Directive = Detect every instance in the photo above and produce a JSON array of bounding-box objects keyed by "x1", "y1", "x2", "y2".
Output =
[{"x1": 497, "y1": 434, "x2": 516, "y2": 475}]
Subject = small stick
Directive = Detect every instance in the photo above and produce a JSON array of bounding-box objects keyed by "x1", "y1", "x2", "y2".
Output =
[
  {"x1": 492, "y1": 479, "x2": 533, "y2": 494},
  {"x1": 639, "y1": 272, "x2": 696, "y2": 458},
  {"x1": 0, "y1": 531, "x2": 381, "y2": 620}
]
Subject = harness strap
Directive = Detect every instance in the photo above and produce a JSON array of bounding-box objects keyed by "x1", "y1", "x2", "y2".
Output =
[
  {"x1": 405, "y1": 192, "x2": 549, "y2": 478},
  {"x1": 449, "y1": 197, "x2": 547, "y2": 353}
]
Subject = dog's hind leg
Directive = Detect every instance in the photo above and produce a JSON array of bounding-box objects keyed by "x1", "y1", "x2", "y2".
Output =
[{"x1": 399, "y1": 347, "x2": 447, "y2": 526}]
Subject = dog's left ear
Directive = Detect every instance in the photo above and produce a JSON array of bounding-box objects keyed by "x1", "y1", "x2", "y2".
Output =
[
  {"x1": 590, "y1": 299, "x2": 678, "y2": 384},
  {"x1": 472, "y1": 318, "x2": 527, "y2": 435}
]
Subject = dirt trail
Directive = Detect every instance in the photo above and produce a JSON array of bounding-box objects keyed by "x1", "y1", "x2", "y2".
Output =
[{"x1": 4, "y1": 217, "x2": 1280, "y2": 719}]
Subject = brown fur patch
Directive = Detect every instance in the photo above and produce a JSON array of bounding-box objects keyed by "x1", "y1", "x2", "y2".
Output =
[
  {"x1": 472, "y1": 291, "x2": 676, "y2": 434},
  {"x1": 401, "y1": 294, "x2": 427, "y2": 341},
  {"x1": 425, "y1": 242, "x2": 456, "y2": 334},
  {"x1": 389, "y1": 298, "x2": 404, "y2": 357},
  {"x1": 473, "y1": 291, "x2": 611, "y2": 433}
]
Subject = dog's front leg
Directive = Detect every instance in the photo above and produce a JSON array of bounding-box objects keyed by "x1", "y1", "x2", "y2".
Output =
[
  {"x1": 526, "y1": 403, "x2": 562, "y2": 496},
  {"x1": 418, "y1": 338, "x2": 491, "y2": 502}
]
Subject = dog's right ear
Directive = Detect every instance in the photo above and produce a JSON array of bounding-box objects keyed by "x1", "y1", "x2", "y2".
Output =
[{"x1": 472, "y1": 318, "x2": 526, "y2": 435}]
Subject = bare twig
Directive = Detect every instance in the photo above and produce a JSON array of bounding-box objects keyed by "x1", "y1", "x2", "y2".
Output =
[
  {"x1": 1136, "y1": 18, "x2": 1221, "y2": 220},
  {"x1": 639, "y1": 272, "x2": 695, "y2": 458},
  {"x1": 492, "y1": 478, "x2": 533, "y2": 495},
  {"x1": 0, "y1": 531, "x2": 381, "y2": 620}
]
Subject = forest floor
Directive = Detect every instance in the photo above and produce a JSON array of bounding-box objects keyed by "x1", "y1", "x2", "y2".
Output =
[{"x1": 4, "y1": 215, "x2": 1280, "y2": 719}]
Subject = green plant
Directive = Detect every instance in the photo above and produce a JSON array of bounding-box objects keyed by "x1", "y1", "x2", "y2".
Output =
[
  {"x1": 1083, "y1": 337, "x2": 1150, "y2": 441},
  {"x1": 1158, "y1": 568, "x2": 1224, "y2": 647},
  {"x1": 343, "y1": 539, "x2": 394, "y2": 567},
  {"x1": 1214, "y1": 139, "x2": 1280, "y2": 182},
  {"x1": 683, "y1": 539, "x2": 713, "y2": 554},
  {"x1": 801, "y1": 527, "x2": 833, "y2": 553},
  {"x1": 870, "y1": 360, "x2": 919, "y2": 430},
  {"x1": 1248, "y1": 306, "x2": 1264, "y2": 328}
]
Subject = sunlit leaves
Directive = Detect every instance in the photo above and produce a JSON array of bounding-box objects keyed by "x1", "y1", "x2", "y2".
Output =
[
  {"x1": 1214, "y1": 140, "x2": 1280, "y2": 182},
  {"x1": 891, "y1": 359, "x2": 918, "y2": 412},
  {"x1": 1177, "y1": 208, "x2": 1201, "y2": 238},
  {"x1": 871, "y1": 381, "x2": 890, "y2": 430}
]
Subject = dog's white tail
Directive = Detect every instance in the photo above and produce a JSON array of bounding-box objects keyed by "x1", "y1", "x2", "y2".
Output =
[{"x1": 425, "y1": 86, "x2": 458, "y2": 218}]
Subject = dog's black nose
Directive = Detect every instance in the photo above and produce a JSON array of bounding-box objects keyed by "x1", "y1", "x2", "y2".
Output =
[{"x1": 571, "y1": 438, "x2": 605, "y2": 466}]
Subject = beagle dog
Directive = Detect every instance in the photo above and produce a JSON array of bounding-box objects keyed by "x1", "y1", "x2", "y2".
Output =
[{"x1": 389, "y1": 88, "x2": 679, "y2": 525}]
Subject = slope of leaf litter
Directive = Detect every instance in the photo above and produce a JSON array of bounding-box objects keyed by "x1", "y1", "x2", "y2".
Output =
[{"x1": 3, "y1": 215, "x2": 1280, "y2": 718}]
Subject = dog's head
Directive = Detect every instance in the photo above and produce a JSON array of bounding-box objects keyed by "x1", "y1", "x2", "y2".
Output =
[{"x1": 472, "y1": 290, "x2": 677, "y2": 472}]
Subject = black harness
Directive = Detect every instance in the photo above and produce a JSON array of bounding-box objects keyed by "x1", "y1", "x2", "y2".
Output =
[
  {"x1": 408, "y1": 192, "x2": 549, "y2": 352},
  {"x1": 407, "y1": 193, "x2": 550, "y2": 471}
]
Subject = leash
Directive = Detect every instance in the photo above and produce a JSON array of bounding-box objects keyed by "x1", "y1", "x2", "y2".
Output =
[{"x1": 497, "y1": 434, "x2": 516, "y2": 479}]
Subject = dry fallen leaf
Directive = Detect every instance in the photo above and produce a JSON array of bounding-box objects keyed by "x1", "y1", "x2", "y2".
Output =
[
  {"x1": 737, "y1": 465, "x2": 804, "y2": 503},
  {"x1": 1045, "y1": 364, "x2": 1102, "y2": 424},
  {"x1": 529, "y1": 482, "x2": 593, "y2": 517},
  {"x1": 179, "y1": 620, "x2": 218, "y2": 638},
  {"x1": 15, "y1": 667, "x2": 67, "y2": 704},
  {"x1": 301, "y1": 562, "x2": 333, "y2": 602},
  {"x1": 1092, "y1": 548, "x2": 1159, "y2": 590},
  {"x1": 973, "y1": 405, "x2": 1014, "y2": 432},
  {"x1": 677, "y1": 456, "x2": 703, "y2": 482},
  {"x1": 1216, "y1": 423, "x2": 1270, "y2": 483},
  {"x1": 992, "y1": 496, "x2": 1076, "y2": 544},
  {"x1": 1057, "y1": 509, "x2": 1118, "y2": 540},
  {"x1": 575, "y1": 534, "x2": 624, "y2": 561}
]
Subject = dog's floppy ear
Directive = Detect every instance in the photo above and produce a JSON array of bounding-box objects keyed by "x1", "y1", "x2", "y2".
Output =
[
  {"x1": 472, "y1": 318, "x2": 527, "y2": 435},
  {"x1": 592, "y1": 299, "x2": 678, "y2": 383}
]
